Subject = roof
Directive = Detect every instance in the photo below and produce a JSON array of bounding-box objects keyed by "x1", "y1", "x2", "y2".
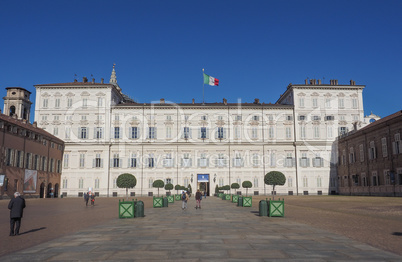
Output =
[
  {"x1": 6, "y1": 87, "x2": 32, "y2": 94},
  {"x1": 114, "y1": 101, "x2": 294, "y2": 109},
  {"x1": 0, "y1": 114, "x2": 64, "y2": 144},
  {"x1": 358, "y1": 110, "x2": 402, "y2": 132},
  {"x1": 34, "y1": 82, "x2": 113, "y2": 87}
]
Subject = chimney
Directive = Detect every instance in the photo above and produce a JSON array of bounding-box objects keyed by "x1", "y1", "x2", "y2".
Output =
[
  {"x1": 101, "y1": 78, "x2": 104, "y2": 84},
  {"x1": 350, "y1": 80, "x2": 355, "y2": 85},
  {"x1": 335, "y1": 80, "x2": 338, "y2": 85},
  {"x1": 192, "y1": 98, "x2": 195, "y2": 104},
  {"x1": 74, "y1": 79, "x2": 78, "y2": 82},
  {"x1": 33, "y1": 121, "x2": 37, "y2": 128},
  {"x1": 91, "y1": 78, "x2": 95, "y2": 84},
  {"x1": 83, "y1": 77, "x2": 88, "y2": 83},
  {"x1": 305, "y1": 79, "x2": 308, "y2": 85},
  {"x1": 160, "y1": 98, "x2": 165, "y2": 104},
  {"x1": 223, "y1": 98, "x2": 227, "y2": 105},
  {"x1": 317, "y1": 79, "x2": 321, "y2": 85},
  {"x1": 254, "y1": 98, "x2": 260, "y2": 104}
]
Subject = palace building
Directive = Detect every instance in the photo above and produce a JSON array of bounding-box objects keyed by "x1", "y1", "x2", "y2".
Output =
[{"x1": 33, "y1": 66, "x2": 367, "y2": 197}]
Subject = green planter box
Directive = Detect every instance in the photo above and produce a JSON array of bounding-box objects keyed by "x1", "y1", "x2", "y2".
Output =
[
  {"x1": 119, "y1": 200, "x2": 135, "y2": 218},
  {"x1": 232, "y1": 195, "x2": 239, "y2": 203},
  {"x1": 167, "y1": 195, "x2": 174, "y2": 203},
  {"x1": 243, "y1": 196, "x2": 252, "y2": 207},
  {"x1": 218, "y1": 193, "x2": 223, "y2": 198},
  {"x1": 269, "y1": 200, "x2": 285, "y2": 217},
  {"x1": 153, "y1": 197, "x2": 163, "y2": 208},
  {"x1": 222, "y1": 194, "x2": 226, "y2": 200},
  {"x1": 175, "y1": 194, "x2": 181, "y2": 201},
  {"x1": 225, "y1": 194, "x2": 231, "y2": 200}
]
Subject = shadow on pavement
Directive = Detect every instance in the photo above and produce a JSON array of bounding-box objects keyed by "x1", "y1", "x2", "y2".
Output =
[
  {"x1": 392, "y1": 232, "x2": 402, "y2": 236},
  {"x1": 20, "y1": 227, "x2": 47, "y2": 235}
]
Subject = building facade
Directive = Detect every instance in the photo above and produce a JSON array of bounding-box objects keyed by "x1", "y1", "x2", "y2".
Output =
[
  {"x1": 337, "y1": 110, "x2": 402, "y2": 196},
  {"x1": 0, "y1": 87, "x2": 64, "y2": 199},
  {"x1": 34, "y1": 67, "x2": 367, "y2": 197}
]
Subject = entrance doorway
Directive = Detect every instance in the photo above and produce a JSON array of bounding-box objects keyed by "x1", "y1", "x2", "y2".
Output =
[
  {"x1": 40, "y1": 183, "x2": 45, "y2": 198},
  {"x1": 197, "y1": 174, "x2": 210, "y2": 196}
]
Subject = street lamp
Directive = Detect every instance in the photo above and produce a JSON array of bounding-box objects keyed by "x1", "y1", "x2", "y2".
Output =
[{"x1": 213, "y1": 174, "x2": 216, "y2": 183}]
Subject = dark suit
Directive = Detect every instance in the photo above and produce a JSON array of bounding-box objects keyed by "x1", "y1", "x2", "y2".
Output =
[{"x1": 8, "y1": 196, "x2": 26, "y2": 236}]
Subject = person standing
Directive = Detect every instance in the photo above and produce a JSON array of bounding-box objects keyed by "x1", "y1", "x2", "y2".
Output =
[
  {"x1": 8, "y1": 192, "x2": 26, "y2": 236},
  {"x1": 84, "y1": 192, "x2": 89, "y2": 206},
  {"x1": 90, "y1": 192, "x2": 95, "y2": 206},
  {"x1": 195, "y1": 189, "x2": 202, "y2": 209},
  {"x1": 181, "y1": 191, "x2": 188, "y2": 210}
]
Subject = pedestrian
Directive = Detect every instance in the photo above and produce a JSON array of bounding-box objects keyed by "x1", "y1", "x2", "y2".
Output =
[
  {"x1": 204, "y1": 191, "x2": 207, "y2": 198},
  {"x1": 195, "y1": 189, "x2": 202, "y2": 209},
  {"x1": 84, "y1": 192, "x2": 89, "y2": 206},
  {"x1": 8, "y1": 192, "x2": 26, "y2": 236},
  {"x1": 90, "y1": 192, "x2": 95, "y2": 206},
  {"x1": 181, "y1": 190, "x2": 188, "y2": 210}
]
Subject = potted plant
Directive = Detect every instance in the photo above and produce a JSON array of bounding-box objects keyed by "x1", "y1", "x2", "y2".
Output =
[
  {"x1": 116, "y1": 173, "x2": 137, "y2": 200},
  {"x1": 242, "y1": 181, "x2": 253, "y2": 207},
  {"x1": 264, "y1": 171, "x2": 286, "y2": 200}
]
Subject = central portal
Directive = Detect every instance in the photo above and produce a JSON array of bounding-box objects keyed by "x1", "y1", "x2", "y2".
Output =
[{"x1": 197, "y1": 174, "x2": 210, "y2": 196}]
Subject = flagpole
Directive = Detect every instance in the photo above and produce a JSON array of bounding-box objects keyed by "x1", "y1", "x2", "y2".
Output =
[{"x1": 202, "y1": 68, "x2": 205, "y2": 105}]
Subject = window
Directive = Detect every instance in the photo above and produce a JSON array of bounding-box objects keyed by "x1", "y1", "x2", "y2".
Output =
[
  {"x1": 65, "y1": 127, "x2": 71, "y2": 139},
  {"x1": 67, "y1": 98, "x2": 72, "y2": 108},
  {"x1": 286, "y1": 115, "x2": 293, "y2": 121},
  {"x1": 299, "y1": 98, "x2": 304, "y2": 107},
  {"x1": 42, "y1": 156, "x2": 47, "y2": 171},
  {"x1": 25, "y1": 153, "x2": 31, "y2": 169},
  {"x1": 313, "y1": 155, "x2": 324, "y2": 167},
  {"x1": 314, "y1": 126, "x2": 320, "y2": 138},
  {"x1": 303, "y1": 177, "x2": 308, "y2": 187},
  {"x1": 288, "y1": 177, "x2": 293, "y2": 187},
  {"x1": 114, "y1": 115, "x2": 120, "y2": 121},
  {"x1": 349, "y1": 147, "x2": 355, "y2": 163},
  {"x1": 325, "y1": 98, "x2": 331, "y2": 108},
  {"x1": 79, "y1": 153, "x2": 85, "y2": 168},
  {"x1": 130, "y1": 154, "x2": 137, "y2": 168},
  {"x1": 97, "y1": 97, "x2": 103, "y2": 107},
  {"x1": 286, "y1": 127, "x2": 291, "y2": 139},
  {"x1": 198, "y1": 153, "x2": 208, "y2": 167},
  {"x1": 312, "y1": 115, "x2": 321, "y2": 121},
  {"x1": 166, "y1": 115, "x2": 172, "y2": 121},
  {"x1": 148, "y1": 127, "x2": 156, "y2": 139},
  {"x1": 235, "y1": 115, "x2": 242, "y2": 121},
  {"x1": 148, "y1": 157, "x2": 155, "y2": 168},
  {"x1": 62, "y1": 179, "x2": 68, "y2": 189},
  {"x1": 339, "y1": 127, "x2": 348, "y2": 136},
  {"x1": 216, "y1": 154, "x2": 226, "y2": 167},
  {"x1": 95, "y1": 178, "x2": 100, "y2": 189},
  {"x1": 369, "y1": 141, "x2": 377, "y2": 160},
  {"x1": 34, "y1": 155, "x2": 39, "y2": 170},
  {"x1": 163, "y1": 154, "x2": 173, "y2": 167},
  {"x1": 201, "y1": 115, "x2": 207, "y2": 121},
  {"x1": 251, "y1": 127, "x2": 258, "y2": 139},
  {"x1": 381, "y1": 137, "x2": 388, "y2": 157},
  {"x1": 325, "y1": 115, "x2": 334, "y2": 121},
  {"x1": 41, "y1": 115, "x2": 48, "y2": 121},
  {"x1": 82, "y1": 98, "x2": 88, "y2": 107},
  {"x1": 285, "y1": 153, "x2": 294, "y2": 167},
  {"x1": 95, "y1": 127, "x2": 103, "y2": 139},
  {"x1": 393, "y1": 133, "x2": 401, "y2": 154},
  {"x1": 270, "y1": 151, "x2": 276, "y2": 167},
  {"x1": 312, "y1": 98, "x2": 318, "y2": 107},
  {"x1": 113, "y1": 154, "x2": 121, "y2": 168},
  {"x1": 298, "y1": 115, "x2": 306, "y2": 121},
  {"x1": 55, "y1": 99, "x2": 60, "y2": 108},
  {"x1": 338, "y1": 98, "x2": 344, "y2": 108},
  {"x1": 234, "y1": 126, "x2": 241, "y2": 139},
  {"x1": 352, "y1": 98, "x2": 357, "y2": 109},
  {"x1": 80, "y1": 127, "x2": 88, "y2": 139},
  {"x1": 149, "y1": 178, "x2": 153, "y2": 189},
  {"x1": 327, "y1": 126, "x2": 333, "y2": 138},
  {"x1": 43, "y1": 99, "x2": 48, "y2": 108},
  {"x1": 166, "y1": 126, "x2": 172, "y2": 139},
  {"x1": 253, "y1": 115, "x2": 259, "y2": 121},
  {"x1": 94, "y1": 154, "x2": 102, "y2": 168},
  {"x1": 217, "y1": 127, "x2": 225, "y2": 139},
  {"x1": 130, "y1": 127, "x2": 139, "y2": 139},
  {"x1": 200, "y1": 127, "x2": 208, "y2": 139},
  {"x1": 268, "y1": 127, "x2": 275, "y2": 139},
  {"x1": 372, "y1": 172, "x2": 378, "y2": 186},
  {"x1": 114, "y1": 127, "x2": 120, "y2": 139},
  {"x1": 53, "y1": 127, "x2": 58, "y2": 136},
  {"x1": 317, "y1": 176, "x2": 322, "y2": 187},
  {"x1": 183, "y1": 127, "x2": 190, "y2": 139},
  {"x1": 252, "y1": 154, "x2": 259, "y2": 167},
  {"x1": 233, "y1": 153, "x2": 243, "y2": 167},
  {"x1": 79, "y1": 178, "x2": 84, "y2": 189},
  {"x1": 300, "y1": 126, "x2": 306, "y2": 139},
  {"x1": 182, "y1": 153, "x2": 192, "y2": 167},
  {"x1": 359, "y1": 144, "x2": 364, "y2": 162},
  {"x1": 300, "y1": 152, "x2": 309, "y2": 167}
]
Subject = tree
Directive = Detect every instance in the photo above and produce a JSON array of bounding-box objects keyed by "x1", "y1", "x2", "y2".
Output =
[
  {"x1": 215, "y1": 185, "x2": 219, "y2": 194},
  {"x1": 223, "y1": 185, "x2": 230, "y2": 194},
  {"x1": 264, "y1": 171, "x2": 286, "y2": 200},
  {"x1": 116, "y1": 173, "x2": 137, "y2": 200},
  {"x1": 153, "y1": 179, "x2": 165, "y2": 197},
  {"x1": 242, "y1": 181, "x2": 252, "y2": 196},
  {"x1": 175, "y1": 184, "x2": 181, "y2": 194},
  {"x1": 231, "y1": 183, "x2": 240, "y2": 194},
  {"x1": 165, "y1": 183, "x2": 173, "y2": 195}
]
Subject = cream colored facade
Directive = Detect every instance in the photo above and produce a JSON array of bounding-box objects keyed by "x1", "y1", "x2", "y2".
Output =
[{"x1": 34, "y1": 68, "x2": 367, "y2": 197}]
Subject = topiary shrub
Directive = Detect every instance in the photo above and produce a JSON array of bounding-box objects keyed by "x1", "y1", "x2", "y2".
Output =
[
  {"x1": 165, "y1": 183, "x2": 173, "y2": 195},
  {"x1": 231, "y1": 183, "x2": 240, "y2": 194},
  {"x1": 153, "y1": 179, "x2": 165, "y2": 197},
  {"x1": 242, "y1": 181, "x2": 252, "y2": 196},
  {"x1": 264, "y1": 171, "x2": 286, "y2": 200},
  {"x1": 116, "y1": 173, "x2": 137, "y2": 200}
]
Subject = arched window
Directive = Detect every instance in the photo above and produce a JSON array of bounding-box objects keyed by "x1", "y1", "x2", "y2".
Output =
[{"x1": 9, "y1": 106, "x2": 16, "y2": 116}]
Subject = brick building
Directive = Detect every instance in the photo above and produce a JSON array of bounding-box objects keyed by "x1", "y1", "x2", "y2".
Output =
[
  {"x1": 337, "y1": 110, "x2": 402, "y2": 196},
  {"x1": 0, "y1": 87, "x2": 64, "y2": 199}
]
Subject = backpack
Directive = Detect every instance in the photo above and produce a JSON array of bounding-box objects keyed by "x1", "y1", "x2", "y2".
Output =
[{"x1": 182, "y1": 193, "x2": 186, "y2": 200}]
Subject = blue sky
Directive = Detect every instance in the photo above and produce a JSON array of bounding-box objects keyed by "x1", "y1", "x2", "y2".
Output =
[{"x1": 1, "y1": 0, "x2": 401, "y2": 120}]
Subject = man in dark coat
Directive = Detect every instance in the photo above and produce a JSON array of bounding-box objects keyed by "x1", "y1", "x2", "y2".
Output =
[{"x1": 8, "y1": 192, "x2": 26, "y2": 236}]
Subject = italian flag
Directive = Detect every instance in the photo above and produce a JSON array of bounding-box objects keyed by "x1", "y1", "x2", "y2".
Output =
[{"x1": 203, "y1": 73, "x2": 219, "y2": 86}]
